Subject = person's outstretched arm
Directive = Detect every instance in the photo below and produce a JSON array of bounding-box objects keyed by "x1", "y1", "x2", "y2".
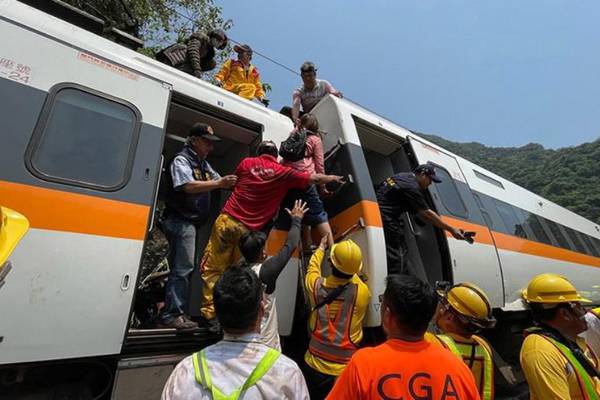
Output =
[{"x1": 259, "y1": 200, "x2": 308, "y2": 294}]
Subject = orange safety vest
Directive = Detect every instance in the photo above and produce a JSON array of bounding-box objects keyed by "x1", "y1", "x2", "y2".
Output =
[{"x1": 308, "y1": 278, "x2": 358, "y2": 364}]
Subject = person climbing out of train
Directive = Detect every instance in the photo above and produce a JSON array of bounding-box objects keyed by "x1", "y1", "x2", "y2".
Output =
[
  {"x1": 376, "y1": 163, "x2": 467, "y2": 276},
  {"x1": 520, "y1": 273, "x2": 600, "y2": 399},
  {"x1": 156, "y1": 29, "x2": 228, "y2": 77},
  {"x1": 302, "y1": 233, "x2": 371, "y2": 400},
  {"x1": 281, "y1": 61, "x2": 342, "y2": 126},
  {"x1": 277, "y1": 113, "x2": 334, "y2": 252},
  {"x1": 237, "y1": 199, "x2": 309, "y2": 350},
  {"x1": 161, "y1": 267, "x2": 310, "y2": 400},
  {"x1": 157, "y1": 123, "x2": 238, "y2": 332},
  {"x1": 582, "y1": 306, "x2": 600, "y2": 359},
  {"x1": 215, "y1": 44, "x2": 269, "y2": 106},
  {"x1": 326, "y1": 274, "x2": 481, "y2": 400},
  {"x1": 198, "y1": 141, "x2": 344, "y2": 331},
  {"x1": 426, "y1": 282, "x2": 497, "y2": 400}
]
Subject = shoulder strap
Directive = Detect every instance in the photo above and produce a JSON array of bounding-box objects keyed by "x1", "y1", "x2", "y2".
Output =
[
  {"x1": 312, "y1": 282, "x2": 350, "y2": 311},
  {"x1": 435, "y1": 334, "x2": 461, "y2": 356},
  {"x1": 241, "y1": 348, "x2": 280, "y2": 391}
]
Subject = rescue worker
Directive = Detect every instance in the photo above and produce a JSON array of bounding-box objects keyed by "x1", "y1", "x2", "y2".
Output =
[
  {"x1": 0, "y1": 205, "x2": 29, "y2": 289},
  {"x1": 290, "y1": 61, "x2": 342, "y2": 126},
  {"x1": 157, "y1": 29, "x2": 228, "y2": 77},
  {"x1": 303, "y1": 233, "x2": 371, "y2": 400},
  {"x1": 327, "y1": 274, "x2": 481, "y2": 400},
  {"x1": 161, "y1": 267, "x2": 309, "y2": 400},
  {"x1": 428, "y1": 282, "x2": 497, "y2": 400},
  {"x1": 520, "y1": 273, "x2": 600, "y2": 399},
  {"x1": 582, "y1": 307, "x2": 600, "y2": 359},
  {"x1": 215, "y1": 44, "x2": 268, "y2": 105},
  {"x1": 238, "y1": 199, "x2": 308, "y2": 350},
  {"x1": 199, "y1": 141, "x2": 343, "y2": 328},
  {"x1": 158, "y1": 123, "x2": 237, "y2": 331},
  {"x1": 376, "y1": 163, "x2": 467, "y2": 276}
]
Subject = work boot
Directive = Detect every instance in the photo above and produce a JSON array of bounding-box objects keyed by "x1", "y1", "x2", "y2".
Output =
[{"x1": 159, "y1": 315, "x2": 200, "y2": 332}]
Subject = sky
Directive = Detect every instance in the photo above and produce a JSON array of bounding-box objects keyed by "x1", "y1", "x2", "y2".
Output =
[{"x1": 217, "y1": 0, "x2": 600, "y2": 149}]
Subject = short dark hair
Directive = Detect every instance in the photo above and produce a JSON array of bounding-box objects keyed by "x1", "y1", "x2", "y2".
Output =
[
  {"x1": 214, "y1": 267, "x2": 263, "y2": 331},
  {"x1": 300, "y1": 61, "x2": 317, "y2": 73},
  {"x1": 300, "y1": 113, "x2": 319, "y2": 133},
  {"x1": 384, "y1": 274, "x2": 438, "y2": 335},
  {"x1": 240, "y1": 231, "x2": 267, "y2": 263},
  {"x1": 256, "y1": 140, "x2": 278, "y2": 157}
]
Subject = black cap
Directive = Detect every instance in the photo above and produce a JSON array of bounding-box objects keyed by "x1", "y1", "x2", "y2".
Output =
[
  {"x1": 300, "y1": 61, "x2": 317, "y2": 73},
  {"x1": 189, "y1": 123, "x2": 221, "y2": 141},
  {"x1": 414, "y1": 163, "x2": 442, "y2": 183}
]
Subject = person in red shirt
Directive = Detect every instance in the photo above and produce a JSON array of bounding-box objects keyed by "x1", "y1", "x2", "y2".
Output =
[
  {"x1": 327, "y1": 274, "x2": 481, "y2": 400},
  {"x1": 198, "y1": 140, "x2": 343, "y2": 328}
]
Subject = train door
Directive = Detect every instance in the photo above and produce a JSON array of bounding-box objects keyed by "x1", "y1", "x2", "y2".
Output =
[
  {"x1": 408, "y1": 136, "x2": 504, "y2": 307},
  {"x1": 0, "y1": 12, "x2": 170, "y2": 364}
]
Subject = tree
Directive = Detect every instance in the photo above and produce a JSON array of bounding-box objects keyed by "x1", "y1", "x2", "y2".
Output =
[{"x1": 62, "y1": 0, "x2": 233, "y2": 79}]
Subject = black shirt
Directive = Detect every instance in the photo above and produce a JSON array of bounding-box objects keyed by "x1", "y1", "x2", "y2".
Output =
[{"x1": 376, "y1": 173, "x2": 429, "y2": 216}]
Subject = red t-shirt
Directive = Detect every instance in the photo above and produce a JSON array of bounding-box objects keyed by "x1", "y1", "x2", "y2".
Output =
[
  {"x1": 223, "y1": 154, "x2": 311, "y2": 230},
  {"x1": 327, "y1": 338, "x2": 481, "y2": 400}
]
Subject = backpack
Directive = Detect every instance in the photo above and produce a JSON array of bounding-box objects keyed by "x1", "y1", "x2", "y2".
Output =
[{"x1": 279, "y1": 129, "x2": 309, "y2": 162}]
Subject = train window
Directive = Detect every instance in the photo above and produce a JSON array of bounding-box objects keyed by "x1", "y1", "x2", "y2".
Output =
[
  {"x1": 545, "y1": 219, "x2": 572, "y2": 250},
  {"x1": 591, "y1": 238, "x2": 600, "y2": 257},
  {"x1": 27, "y1": 85, "x2": 140, "y2": 190},
  {"x1": 432, "y1": 167, "x2": 468, "y2": 219},
  {"x1": 472, "y1": 193, "x2": 494, "y2": 229},
  {"x1": 494, "y1": 199, "x2": 527, "y2": 239},
  {"x1": 474, "y1": 170, "x2": 505, "y2": 189},
  {"x1": 565, "y1": 228, "x2": 590, "y2": 255},
  {"x1": 581, "y1": 234, "x2": 600, "y2": 257},
  {"x1": 527, "y1": 214, "x2": 552, "y2": 245}
]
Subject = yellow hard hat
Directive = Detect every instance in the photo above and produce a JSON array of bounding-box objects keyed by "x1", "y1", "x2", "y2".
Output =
[
  {"x1": 330, "y1": 239, "x2": 362, "y2": 276},
  {"x1": 0, "y1": 206, "x2": 30, "y2": 266},
  {"x1": 441, "y1": 282, "x2": 496, "y2": 329},
  {"x1": 522, "y1": 273, "x2": 591, "y2": 304}
]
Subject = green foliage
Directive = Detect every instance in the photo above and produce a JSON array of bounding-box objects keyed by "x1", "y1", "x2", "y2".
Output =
[
  {"x1": 421, "y1": 133, "x2": 600, "y2": 224},
  {"x1": 62, "y1": 0, "x2": 233, "y2": 79}
]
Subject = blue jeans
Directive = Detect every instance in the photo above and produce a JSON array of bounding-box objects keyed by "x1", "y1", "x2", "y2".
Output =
[{"x1": 160, "y1": 212, "x2": 198, "y2": 321}]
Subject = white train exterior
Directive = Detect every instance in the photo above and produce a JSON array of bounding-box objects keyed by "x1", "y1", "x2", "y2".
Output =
[{"x1": 1, "y1": 1, "x2": 600, "y2": 398}]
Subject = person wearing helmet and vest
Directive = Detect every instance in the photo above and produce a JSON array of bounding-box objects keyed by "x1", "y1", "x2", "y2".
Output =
[
  {"x1": 583, "y1": 307, "x2": 600, "y2": 360},
  {"x1": 303, "y1": 233, "x2": 371, "y2": 400},
  {"x1": 162, "y1": 267, "x2": 309, "y2": 400},
  {"x1": 427, "y1": 282, "x2": 497, "y2": 400},
  {"x1": 520, "y1": 273, "x2": 600, "y2": 400},
  {"x1": 215, "y1": 44, "x2": 268, "y2": 105}
]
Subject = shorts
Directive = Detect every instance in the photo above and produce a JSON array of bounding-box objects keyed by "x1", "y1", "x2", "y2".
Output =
[{"x1": 276, "y1": 185, "x2": 328, "y2": 229}]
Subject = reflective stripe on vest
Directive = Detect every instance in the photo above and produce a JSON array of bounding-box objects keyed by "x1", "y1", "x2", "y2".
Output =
[
  {"x1": 436, "y1": 334, "x2": 494, "y2": 400},
  {"x1": 192, "y1": 348, "x2": 280, "y2": 400},
  {"x1": 308, "y1": 277, "x2": 358, "y2": 364},
  {"x1": 540, "y1": 335, "x2": 600, "y2": 400}
]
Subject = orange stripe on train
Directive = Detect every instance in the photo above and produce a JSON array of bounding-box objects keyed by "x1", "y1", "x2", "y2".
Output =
[{"x1": 0, "y1": 180, "x2": 149, "y2": 240}]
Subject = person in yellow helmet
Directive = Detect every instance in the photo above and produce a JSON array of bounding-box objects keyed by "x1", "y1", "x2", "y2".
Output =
[
  {"x1": 303, "y1": 233, "x2": 371, "y2": 400},
  {"x1": 427, "y1": 282, "x2": 497, "y2": 400},
  {"x1": 215, "y1": 44, "x2": 268, "y2": 105},
  {"x1": 520, "y1": 273, "x2": 600, "y2": 400},
  {"x1": 0, "y1": 206, "x2": 29, "y2": 289}
]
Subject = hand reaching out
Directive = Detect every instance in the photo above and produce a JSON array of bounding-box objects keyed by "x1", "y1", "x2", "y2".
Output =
[{"x1": 285, "y1": 199, "x2": 309, "y2": 219}]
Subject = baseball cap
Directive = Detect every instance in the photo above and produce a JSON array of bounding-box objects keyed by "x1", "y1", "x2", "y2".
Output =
[
  {"x1": 189, "y1": 123, "x2": 221, "y2": 141},
  {"x1": 414, "y1": 163, "x2": 442, "y2": 183}
]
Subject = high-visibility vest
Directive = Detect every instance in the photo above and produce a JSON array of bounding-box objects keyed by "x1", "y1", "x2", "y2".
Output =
[
  {"x1": 435, "y1": 334, "x2": 494, "y2": 400},
  {"x1": 308, "y1": 278, "x2": 358, "y2": 364},
  {"x1": 192, "y1": 348, "x2": 280, "y2": 400},
  {"x1": 533, "y1": 333, "x2": 600, "y2": 400}
]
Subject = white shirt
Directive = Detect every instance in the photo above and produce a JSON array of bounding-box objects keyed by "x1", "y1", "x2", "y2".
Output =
[
  {"x1": 582, "y1": 312, "x2": 600, "y2": 358},
  {"x1": 161, "y1": 333, "x2": 309, "y2": 400},
  {"x1": 251, "y1": 263, "x2": 280, "y2": 350}
]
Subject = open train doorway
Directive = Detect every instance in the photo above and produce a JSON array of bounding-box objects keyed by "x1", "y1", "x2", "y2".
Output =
[{"x1": 127, "y1": 93, "x2": 262, "y2": 345}]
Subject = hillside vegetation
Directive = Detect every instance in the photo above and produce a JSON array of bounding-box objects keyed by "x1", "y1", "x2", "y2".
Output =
[{"x1": 420, "y1": 134, "x2": 600, "y2": 225}]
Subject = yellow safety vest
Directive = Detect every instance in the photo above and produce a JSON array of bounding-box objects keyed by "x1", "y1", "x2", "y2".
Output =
[
  {"x1": 192, "y1": 348, "x2": 280, "y2": 400},
  {"x1": 435, "y1": 334, "x2": 494, "y2": 400}
]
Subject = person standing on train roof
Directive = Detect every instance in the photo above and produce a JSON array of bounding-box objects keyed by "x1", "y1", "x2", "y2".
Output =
[
  {"x1": 375, "y1": 163, "x2": 467, "y2": 276},
  {"x1": 198, "y1": 141, "x2": 344, "y2": 331},
  {"x1": 161, "y1": 267, "x2": 310, "y2": 400},
  {"x1": 520, "y1": 273, "x2": 600, "y2": 399},
  {"x1": 302, "y1": 233, "x2": 371, "y2": 400},
  {"x1": 326, "y1": 274, "x2": 481, "y2": 400},
  {"x1": 290, "y1": 61, "x2": 342, "y2": 126},
  {"x1": 237, "y1": 199, "x2": 309, "y2": 351},
  {"x1": 426, "y1": 282, "x2": 497, "y2": 400},
  {"x1": 158, "y1": 123, "x2": 237, "y2": 332},
  {"x1": 215, "y1": 44, "x2": 269, "y2": 106}
]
